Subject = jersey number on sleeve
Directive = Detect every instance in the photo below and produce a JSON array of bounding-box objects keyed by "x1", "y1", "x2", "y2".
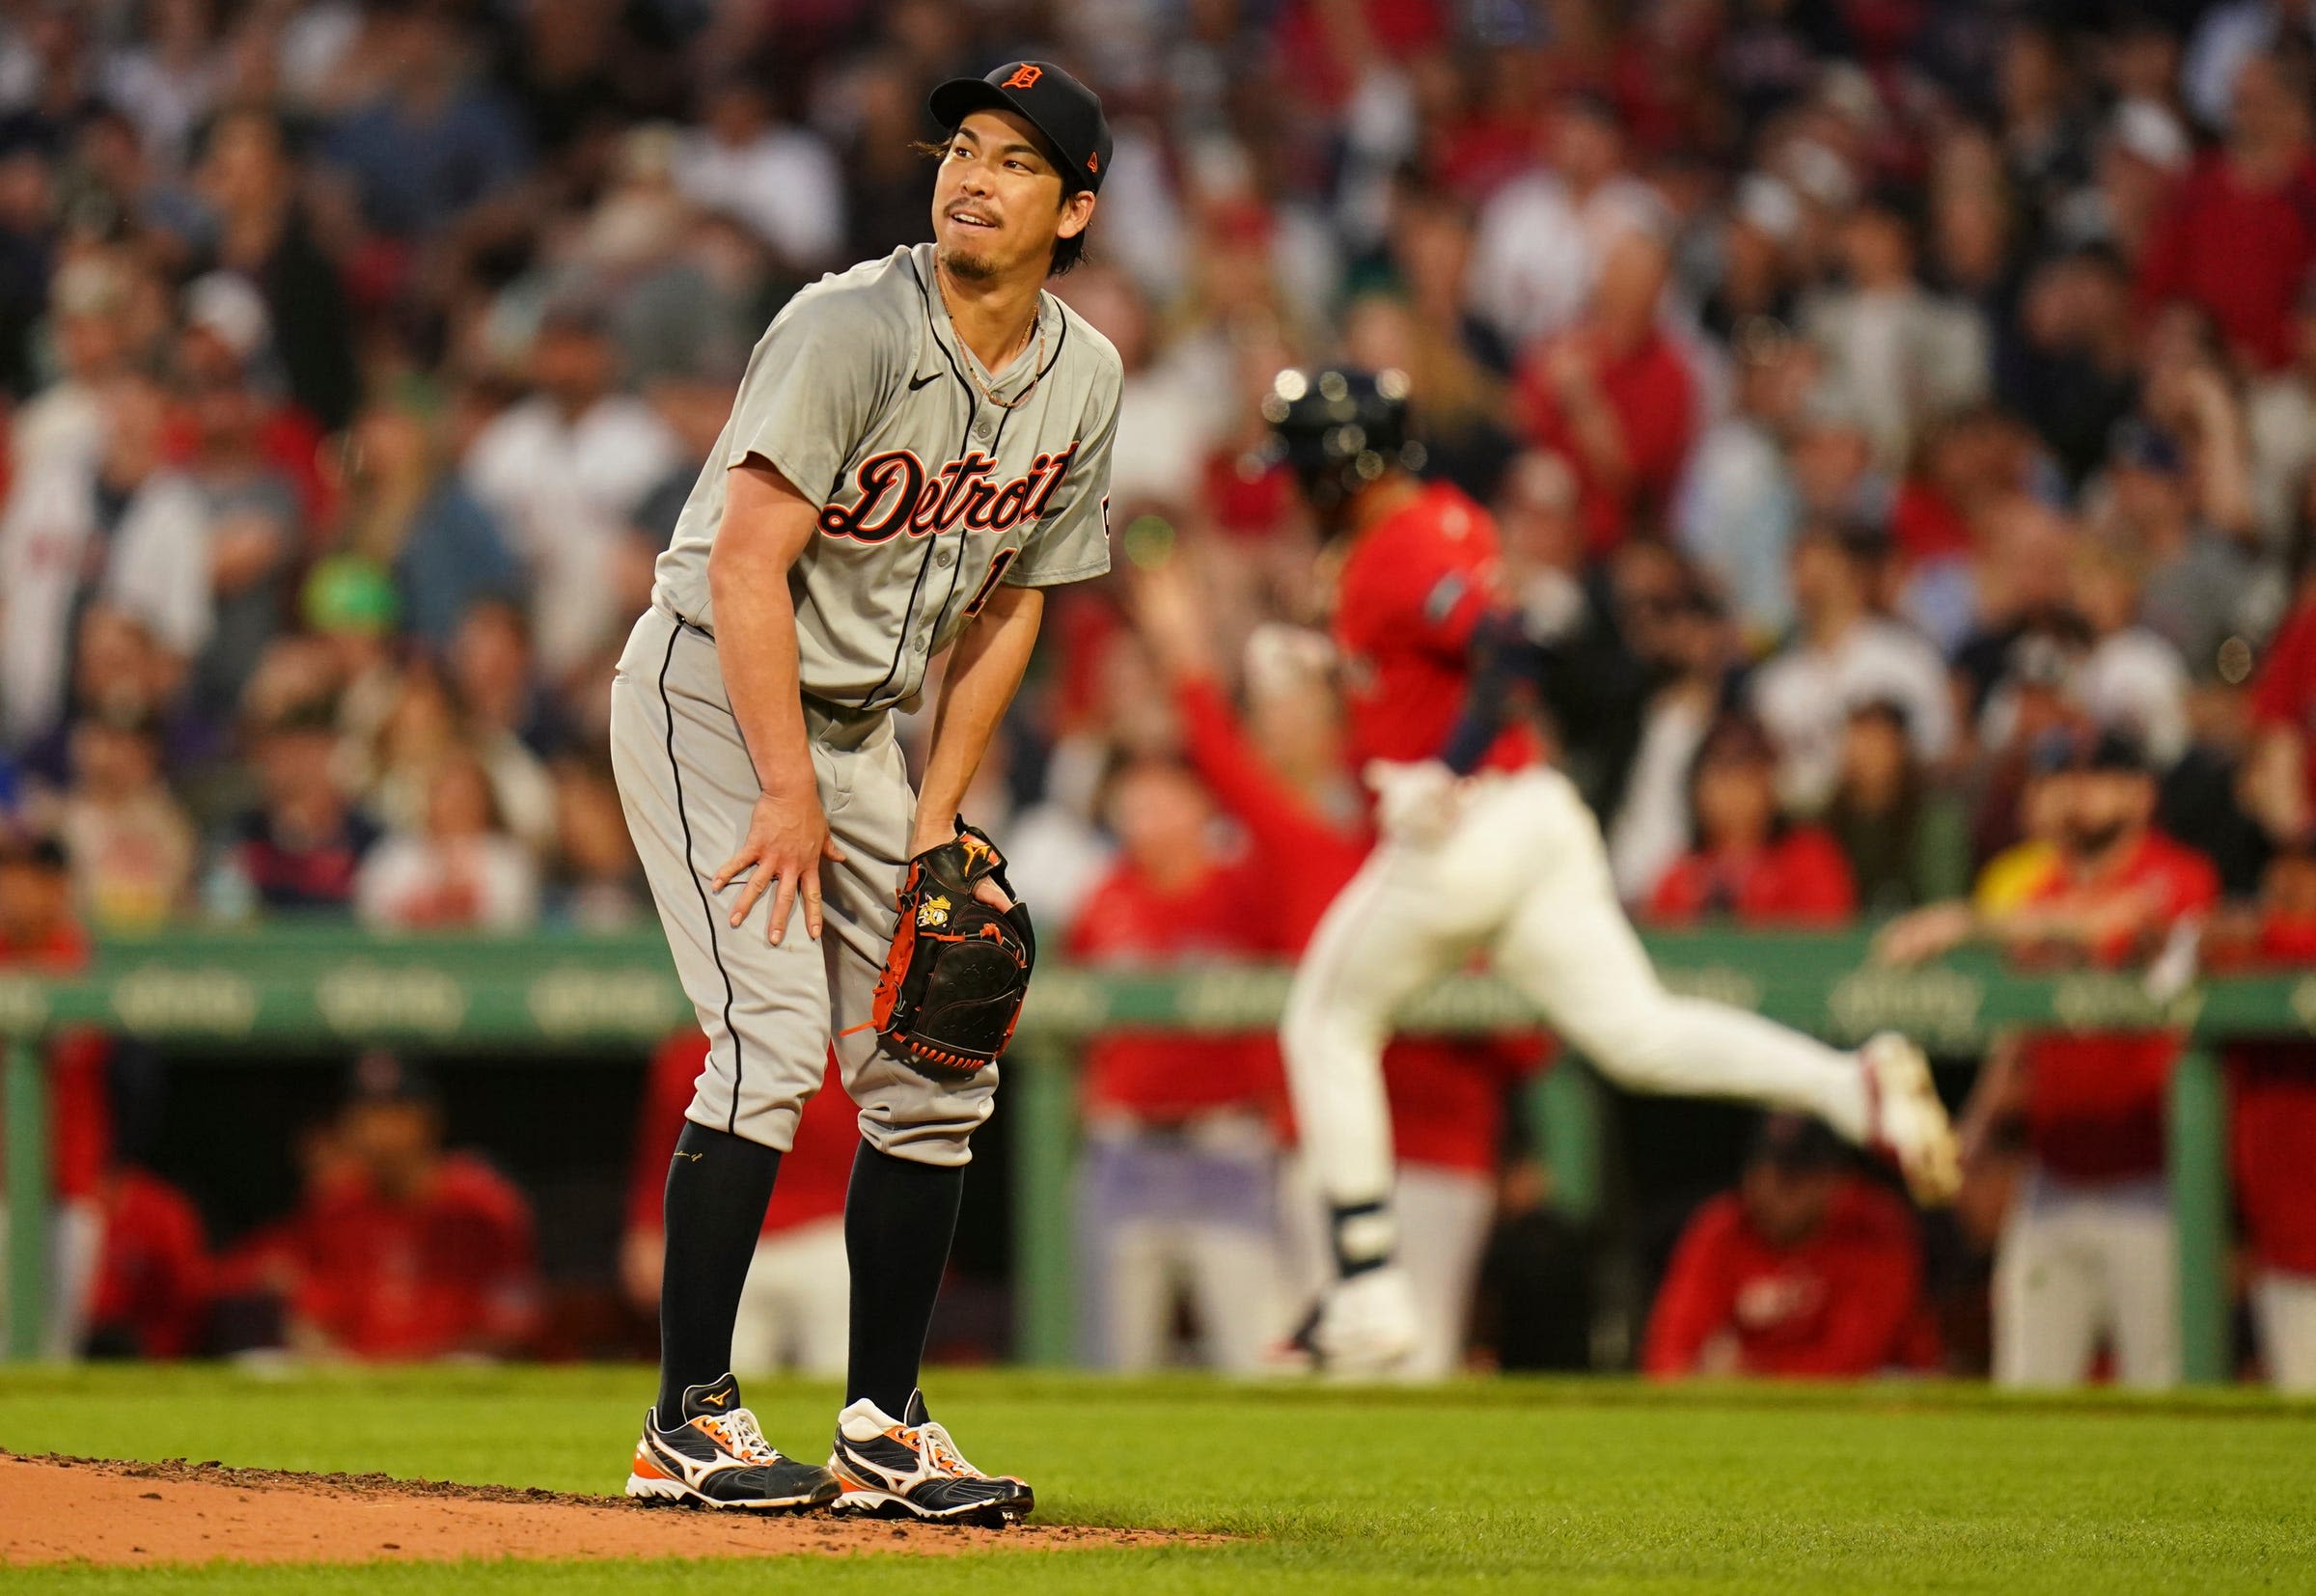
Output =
[{"x1": 962, "y1": 548, "x2": 1019, "y2": 617}]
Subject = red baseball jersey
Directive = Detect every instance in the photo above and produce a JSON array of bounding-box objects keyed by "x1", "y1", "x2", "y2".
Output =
[
  {"x1": 1642, "y1": 1176, "x2": 1934, "y2": 1378},
  {"x1": 2229, "y1": 1043, "x2": 2316, "y2": 1278},
  {"x1": 89, "y1": 1168, "x2": 209, "y2": 1359},
  {"x1": 289, "y1": 1153, "x2": 538, "y2": 1361},
  {"x1": 1331, "y1": 482, "x2": 1537, "y2": 776},
  {"x1": 2014, "y1": 832, "x2": 2220, "y2": 1182},
  {"x1": 1172, "y1": 674, "x2": 1545, "y2": 1169},
  {"x1": 627, "y1": 1034, "x2": 854, "y2": 1236}
]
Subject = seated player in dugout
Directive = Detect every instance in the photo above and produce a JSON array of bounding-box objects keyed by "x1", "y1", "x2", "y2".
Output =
[
  {"x1": 605, "y1": 63, "x2": 1119, "y2": 1521},
  {"x1": 1644, "y1": 1114, "x2": 1936, "y2": 1380}
]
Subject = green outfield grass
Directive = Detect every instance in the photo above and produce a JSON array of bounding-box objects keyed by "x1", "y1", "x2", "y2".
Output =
[{"x1": 2, "y1": 1365, "x2": 2313, "y2": 1592}]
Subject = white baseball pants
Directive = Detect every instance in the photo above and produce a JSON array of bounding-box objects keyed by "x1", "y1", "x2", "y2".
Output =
[
  {"x1": 1992, "y1": 1167, "x2": 2179, "y2": 1389},
  {"x1": 1282, "y1": 766, "x2": 1868, "y2": 1211},
  {"x1": 2254, "y1": 1270, "x2": 2316, "y2": 1393}
]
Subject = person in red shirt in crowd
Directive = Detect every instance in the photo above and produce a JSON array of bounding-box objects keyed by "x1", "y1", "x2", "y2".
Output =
[
  {"x1": 2245, "y1": 560, "x2": 2316, "y2": 851},
  {"x1": 1136, "y1": 561, "x2": 1544, "y2": 1378},
  {"x1": 623, "y1": 1034, "x2": 853, "y2": 1378},
  {"x1": 2137, "y1": 55, "x2": 2316, "y2": 373},
  {"x1": 285, "y1": 1051, "x2": 538, "y2": 1362},
  {"x1": 1066, "y1": 755, "x2": 1298, "y2": 1373},
  {"x1": 1513, "y1": 229, "x2": 1697, "y2": 554},
  {"x1": 1645, "y1": 712, "x2": 1859, "y2": 928},
  {"x1": 0, "y1": 831, "x2": 112, "y2": 1357},
  {"x1": 1644, "y1": 1114, "x2": 1932, "y2": 1379},
  {"x1": 1881, "y1": 727, "x2": 2220, "y2": 1388}
]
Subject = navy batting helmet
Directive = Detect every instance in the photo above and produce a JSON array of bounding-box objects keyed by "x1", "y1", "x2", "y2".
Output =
[{"x1": 1256, "y1": 367, "x2": 1426, "y2": 519}]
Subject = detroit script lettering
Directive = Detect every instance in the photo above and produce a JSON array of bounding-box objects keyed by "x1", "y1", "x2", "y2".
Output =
[{"x1": 816, "y1": 444, "x2": 1080, "y2": 543}]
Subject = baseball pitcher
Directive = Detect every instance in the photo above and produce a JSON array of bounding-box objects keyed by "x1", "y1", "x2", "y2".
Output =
[{"x1": 608, "y1": 63, "x2": 1118, "y2": 1523}]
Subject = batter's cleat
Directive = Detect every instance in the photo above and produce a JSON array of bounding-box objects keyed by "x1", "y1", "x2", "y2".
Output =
[
  {"x1": 1860, "y1": 1031, "x2": 1962, "y2": 1207},
  {"x1": 828, "y1": 1390, "x2": 1034, "y2": 1527},
  {"x1": 625, "y1": 1373, "x2": 840, "y2": 1511},
  {"x1": 1291, "y1": 1264, "x2": 1422, "y2": 1378}
]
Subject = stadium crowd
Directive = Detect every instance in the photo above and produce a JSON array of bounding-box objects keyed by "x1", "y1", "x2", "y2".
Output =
[{"x1": 1, "y1": 0, "x2": 2315, "y2": 1388}]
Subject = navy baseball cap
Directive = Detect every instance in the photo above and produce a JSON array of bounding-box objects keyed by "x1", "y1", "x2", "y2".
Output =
[{"x1": 929, "y1": 61, "x2": 1113, "y2": 194}]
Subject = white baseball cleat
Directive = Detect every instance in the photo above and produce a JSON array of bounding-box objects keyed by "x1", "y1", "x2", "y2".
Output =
[
  {"x1": 1859, "y1": 1032, "x2": 1961, "y2": 1206},
  {"x1": 827, "y1": 1390, "x2": 1033, "y2": 1526},
  {"x1": 1298, "y1": 1264, "x2": 1423, "y2": 1378}
]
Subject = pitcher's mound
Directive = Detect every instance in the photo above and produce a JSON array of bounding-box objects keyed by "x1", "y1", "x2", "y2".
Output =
[{"x1": 0, "y1": 1452, "x2": 1213, "y2": 1567}]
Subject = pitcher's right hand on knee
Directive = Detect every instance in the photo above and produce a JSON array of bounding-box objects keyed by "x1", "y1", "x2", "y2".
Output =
[{"x1": 714, "y1": 789, "x2": 847, "y2": 944}]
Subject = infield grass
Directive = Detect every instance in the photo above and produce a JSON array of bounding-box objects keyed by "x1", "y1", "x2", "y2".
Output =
[{"x1": 1, "y1": 1365, "x2": 2312, "y2": 1592}]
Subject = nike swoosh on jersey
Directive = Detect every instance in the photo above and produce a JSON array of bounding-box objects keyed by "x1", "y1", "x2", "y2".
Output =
[{"x1": 907, "y1": 371, "x2": 942, "y2": 391}]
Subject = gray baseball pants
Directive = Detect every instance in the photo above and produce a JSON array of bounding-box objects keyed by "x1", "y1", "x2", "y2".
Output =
[{"x1": 608, "y1": 605, "x2": 998, "y2": 1167}]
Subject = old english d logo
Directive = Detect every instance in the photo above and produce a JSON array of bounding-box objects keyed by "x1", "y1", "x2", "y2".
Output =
[{"x1": 1003, "y1": 63, "x2": 1043, "y2": 90}]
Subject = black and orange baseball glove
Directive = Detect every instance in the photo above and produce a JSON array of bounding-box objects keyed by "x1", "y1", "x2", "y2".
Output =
[{"x1": 865, "y1": 817, "x2": 1035, "y2": 1080}]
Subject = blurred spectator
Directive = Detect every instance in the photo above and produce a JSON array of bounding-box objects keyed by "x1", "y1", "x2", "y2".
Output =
[
  {"x1": 1512, "y1": 229, "x2": 1697, "y2": 553},
  {"x1": 2138, "y1": 55, "x2": 2316, "y2": 374},
  {"x1": 548, "y1": 754, "x2": 645, "y2": 930},
  {"x1": 624, "y1": 1036, "x2": 852, "y2": 1378},
  {"x1": 1068, "y1": 754, "x2": 1293, "y2": 1374},
  {"x1": 2070, "y1": 539, "x2": 2191, "y2": 769},
  {"x1": 173, "y1": 276, "x2": 304, "y2": 724},
  {"x1": 1645, "y1": 712, "x2": 1858, "y2": 927},
  {"x1": 13, "y1": 254, "x2": 131, "y2": 471},
  {"x1": 181, "y1": 105, "x2": 358, "y2": 433},
  {"x1": 1468, "y1": 94, "x2": 1664, "y2": 349},
  {"x1": 1675, "y1": 319, "x2": 1813, "y2": 643},
  {"x1": 444, "y1": 597, "x2": 561, "y2": 849},
  {"x1": 1999, "y1": 247, "x2": 2137, "y2": 490},
  {"x1": 342, "y1": 402, "x2": 521, "y2": 656},
  {"x1": 1751, "y1": 523, "x2": 1955, "y2": 813},
  {"x1": 1, "y1": 373, "x2": 209, "y2": 753},
  {"x1": 211, "y1": 700, "x2": 377, "y2": 916},
  {"x1": 319, "y1": 7, "x2": 527, "y2": 240},
  {"x1": 55, "y1": 711, "x2": 195, "y2": 930},
  {"x1": 2247, "y1": 286, "x2": 2316, "y2": 544},
  {"x1": 281, "y1": 1053, "x2": 538, "y2": 1361},
  {"x1": 2245, "y1": 549, "x2": 2316, "y2": 852},
  {"x1": 2097, "y1": 414, "x2": 2260, "y2": 681},
  {"x1": 1643, "y1": 1114, "x2": 1931, "y2": 1379},
  {"x1": 670, "y1": 74, "x2": 842, "y2": 274},
  {"x1": 1822, "y1": 701, "x2": 1971, "y2": 915},
  {"x1": 355, "y1": 748, "x2": 538, "y2": 932},
  {"x1": 1881, "y1": 728, "x2": 2219, "y2": 1389},
  {"x1": 1607, "y1": 549, "x2": 1743, "y2": 902},
  {"x1": 1798, "y1": 193, "x2": 1991, "y2": 470},
  {"x1": 463, "y1": 304, "x2": 677, "y2": 682}
]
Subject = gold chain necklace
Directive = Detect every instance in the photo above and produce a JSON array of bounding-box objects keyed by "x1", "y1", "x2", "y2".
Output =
[{"x1": 938, "y1": 275, "x2": 1045, "y2": 410}]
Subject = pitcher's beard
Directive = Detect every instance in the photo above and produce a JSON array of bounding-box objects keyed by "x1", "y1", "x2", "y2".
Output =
[{"x1": 938, "y1": 241, "x2": 999, "y2": 282}]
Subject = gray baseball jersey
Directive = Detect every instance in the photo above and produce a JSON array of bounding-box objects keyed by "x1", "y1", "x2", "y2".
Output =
[{"x1": 652, "y1": 241, "x2": 1120, "y2": 712}]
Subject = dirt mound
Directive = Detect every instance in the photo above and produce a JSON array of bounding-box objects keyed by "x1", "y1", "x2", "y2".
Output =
[{"x1": 0, "y1": 1452, "x2": 1210, "y2": 1567}]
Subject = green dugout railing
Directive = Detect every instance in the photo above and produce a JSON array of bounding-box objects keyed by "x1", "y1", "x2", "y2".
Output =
[{"x1": 5, "y1": 926, "x2": 2313, "y2": 1377}]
